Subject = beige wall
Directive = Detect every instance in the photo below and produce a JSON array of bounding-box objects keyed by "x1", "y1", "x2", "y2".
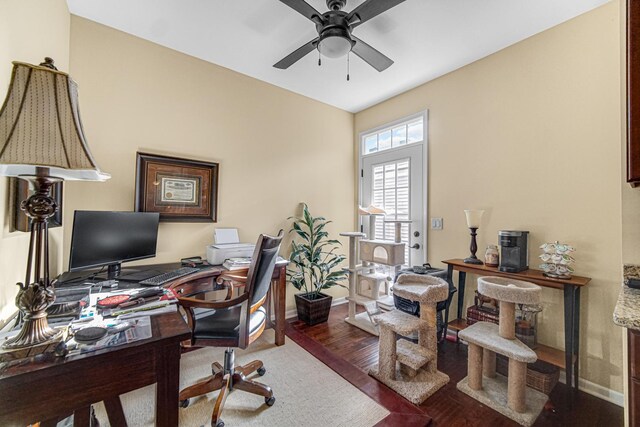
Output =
[
  {"x1": 66, "y1": 17, "x2": 355, "y2": 312},
  {"x1": 0, "y1": 0, "x2": 70, "y2": 325},
  {"x1": 355, "y1": 1, "x2": 624, "y2": 393}
]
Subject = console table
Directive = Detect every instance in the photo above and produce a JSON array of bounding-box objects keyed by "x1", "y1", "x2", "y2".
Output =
[{"x1": 442, "y1": 259, "x2": 590, "y2": 391}]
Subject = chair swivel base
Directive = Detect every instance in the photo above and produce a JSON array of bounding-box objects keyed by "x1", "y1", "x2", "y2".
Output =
[{"x1": 179, "y1": 350, "x2": 275, "y2": 427}]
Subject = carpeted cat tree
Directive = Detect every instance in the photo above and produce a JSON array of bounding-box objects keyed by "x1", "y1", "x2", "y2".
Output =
[
  {"x1": 369, "y1": 274, "x2": 450, "y2": 404},
  {"x1": 457, "y1": 276, "x2": 547, "y2": 426}
]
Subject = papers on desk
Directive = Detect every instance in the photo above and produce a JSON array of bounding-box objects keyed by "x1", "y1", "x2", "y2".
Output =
[
  {"x1": 117, "y1": 304, "x2": 176, "y2": 319},
  {"x1": 223, "y1": 257, "x2": 252, "y2": 270},
  {"x1": 67, "y1": 316, "x2": 152, "y2": 357},
  {"x1": 84, "y1": 288, "x2": 178, "y2": 319}
]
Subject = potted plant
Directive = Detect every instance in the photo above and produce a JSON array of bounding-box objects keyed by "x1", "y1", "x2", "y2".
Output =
[{"x1": 287, "y1": 203, "x2": 347, "y2": 325}]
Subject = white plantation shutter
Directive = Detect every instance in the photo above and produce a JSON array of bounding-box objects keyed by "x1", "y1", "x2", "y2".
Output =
[{"x1": 371, "y1": 158, "x2": 411, "y2": 265}]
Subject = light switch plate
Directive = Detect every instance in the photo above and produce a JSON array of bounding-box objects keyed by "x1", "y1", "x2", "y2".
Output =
[{"x1": 431, "y1": 217, "x2": 443, "y2": 230}]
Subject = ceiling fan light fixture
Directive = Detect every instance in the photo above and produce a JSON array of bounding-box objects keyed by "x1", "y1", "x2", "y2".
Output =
[{"x1": 318, "y1": 28, "x2": 353, "y2": 58}]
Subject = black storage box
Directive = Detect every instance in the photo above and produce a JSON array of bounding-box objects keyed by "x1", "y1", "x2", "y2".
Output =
[
  {"x1": 393, "y1": 264, "x2": 456, "y2": 336},
  {"x1": 394, "y1": 264, "x2": 452, "y2": 313}
]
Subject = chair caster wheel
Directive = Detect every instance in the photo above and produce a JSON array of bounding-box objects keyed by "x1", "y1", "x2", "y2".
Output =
[
  {"x1": 179, "y1": 399, "x2": 190, "y2": 408},
  {"x1": 215, "y1": 420, "x2": 224, "y2": 427},
  {"x1": 257, "y1": 367, "x2": 266, "y2": 376},
  {"x1": 265, "y1": 396, "x2": 276, "y2": 406}
]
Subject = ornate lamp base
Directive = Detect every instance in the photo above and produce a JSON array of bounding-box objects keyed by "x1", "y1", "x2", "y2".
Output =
[
  {"x1": 2, "y1": 282, "x2": 62, "y2": 353},
  {"x1": 463, "y1": 227, "x2": 484, "y2": 265},
  {"x1": 0, "y1": 333, "x2": 62, "y2": 362}
]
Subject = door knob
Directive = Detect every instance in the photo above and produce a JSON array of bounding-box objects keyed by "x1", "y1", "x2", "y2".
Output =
[{"x1": 410, "y1": 243, "x2": 420, "y2": 250}]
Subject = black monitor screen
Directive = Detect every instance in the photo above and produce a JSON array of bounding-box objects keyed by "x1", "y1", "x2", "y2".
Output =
[{"x1": 69, "y1": 211, "x2": 160, "y2": 272}]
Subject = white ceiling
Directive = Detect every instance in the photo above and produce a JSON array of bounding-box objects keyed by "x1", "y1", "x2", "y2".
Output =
[{"x1": 66, "y1": 0, "x2": 610, "y2": 113}]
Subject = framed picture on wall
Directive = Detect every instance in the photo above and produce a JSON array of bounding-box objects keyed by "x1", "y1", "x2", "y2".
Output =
[
  {"x1": 10, "y1": 178, "x2": 63, "y2": 232},
  {"x1": 135, "y1": 152, "x2": 219, "y2": 222}
]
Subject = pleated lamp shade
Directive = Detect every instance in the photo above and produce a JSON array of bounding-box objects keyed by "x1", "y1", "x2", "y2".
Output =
[{"x1": 0, "y1": 59, "x2": 110, "y2": 181}]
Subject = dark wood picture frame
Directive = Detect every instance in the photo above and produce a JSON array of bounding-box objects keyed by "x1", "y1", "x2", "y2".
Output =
[
  {"x1": 11, "y1": 178, "x2": 63, "y2": 232},
  {"x1": 628, "y1": 0, "x2": 640, "y2": 186},
  {"x1": 135, "y1": 152, "x2": 219, "y2": 222}
]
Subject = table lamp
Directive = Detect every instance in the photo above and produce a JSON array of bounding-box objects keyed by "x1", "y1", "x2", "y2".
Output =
[
  {"x1": 463, "y1": 209, "x2": 484, "y2": 265},
  {"x1": 0, "y1": 58, "x2": 110, "y2": 353}
]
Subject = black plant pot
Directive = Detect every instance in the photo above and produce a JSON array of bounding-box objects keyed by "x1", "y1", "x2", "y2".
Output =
[{"x1": 294, "y1": 292, "x2": 333, "y2": 326}]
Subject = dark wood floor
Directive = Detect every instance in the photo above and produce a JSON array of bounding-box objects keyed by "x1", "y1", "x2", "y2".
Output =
[{"x1": 286, "y1": 303, "x2": 623, "y2": 427}]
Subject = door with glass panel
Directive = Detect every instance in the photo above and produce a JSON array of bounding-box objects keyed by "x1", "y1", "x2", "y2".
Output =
[{"x1": 361, "y1": 116, "x2": 425, "y2": 267}]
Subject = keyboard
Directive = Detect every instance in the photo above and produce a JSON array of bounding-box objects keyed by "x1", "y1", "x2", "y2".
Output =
[{"x1": 138, "y1": 267, "x2": 200, "y2": 286}]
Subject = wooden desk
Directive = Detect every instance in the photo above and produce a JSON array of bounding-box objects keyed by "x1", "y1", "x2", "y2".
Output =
[
  {"x1": 0, "y1": 312, "x2": 190, "y2": 427},
  {"x1": 0, "y1": 260, "x2": 288, "y2": 426},
  {"x1": 442, "y1": 259, "x2": 591, "y2": 391}
]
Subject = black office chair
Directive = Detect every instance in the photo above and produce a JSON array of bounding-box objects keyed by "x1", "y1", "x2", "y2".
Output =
[{"x1": 177, "y1": 230, "x2": 283, "y2": 427}]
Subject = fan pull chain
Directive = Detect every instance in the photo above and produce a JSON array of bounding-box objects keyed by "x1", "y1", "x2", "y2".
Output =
[
  {"x1": 346, "y1": 52, "x2": 350, "y2": 81},
  {"x1": 318, "y1": 50, "x2": 322, "y2": 66}
]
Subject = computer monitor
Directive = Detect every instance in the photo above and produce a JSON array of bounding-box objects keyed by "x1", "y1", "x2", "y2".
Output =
[{"x1": 69, "y1": 211, "x2": 160, "y2": 279}]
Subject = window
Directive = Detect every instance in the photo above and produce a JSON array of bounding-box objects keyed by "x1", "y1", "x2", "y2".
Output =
[
  {"x1": 361, "y1": 116, "x2": 423, "y2": 155},
  {"x1": 372, "y1": 159, "x2": 411, "y2": 262}
]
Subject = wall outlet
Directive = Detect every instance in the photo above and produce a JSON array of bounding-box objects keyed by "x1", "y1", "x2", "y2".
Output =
[{"x1": 431, "y1": 217, "x2": 443, "y2": 230}]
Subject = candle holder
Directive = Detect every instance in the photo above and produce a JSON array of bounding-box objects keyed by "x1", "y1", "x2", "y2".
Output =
[{"x1": 463, "y1": 209, "x2": 484, "y2": 265}]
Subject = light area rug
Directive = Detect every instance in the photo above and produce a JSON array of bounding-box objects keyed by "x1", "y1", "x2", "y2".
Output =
[{"x1": 94, "y1": 329, "x2": 389, "y2": 426}]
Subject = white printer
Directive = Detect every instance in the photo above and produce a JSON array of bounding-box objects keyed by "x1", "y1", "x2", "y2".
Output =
[{"x1": 206, "y1": 228, "x2": 255, "y2": 265}]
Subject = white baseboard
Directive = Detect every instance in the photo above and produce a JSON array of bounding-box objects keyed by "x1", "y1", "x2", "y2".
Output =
[
  {"x1": 270, "y1": 296, "x2": 348, "y2": 322},
  {"x1": 558, "y1": 371, "x2": 624, "y2": 407}
]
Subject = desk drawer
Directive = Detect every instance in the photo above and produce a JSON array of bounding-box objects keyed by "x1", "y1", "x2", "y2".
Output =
[{"x1": 172, "y1": 277, "x2": 216, "y2": 297}]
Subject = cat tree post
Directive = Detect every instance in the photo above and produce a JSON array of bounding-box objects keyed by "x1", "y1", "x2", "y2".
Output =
[
  {"x1": 468, "y1": 343, "x2": 483, "y2": 390},
  {"x1": 340, "y1": 232, "x2": 366, "y2": 320},
  {"x1": 508, "y1": 358, "x2": 527, "y2": 413},
  {"x1": 499, "y1": 300, "x2": 516, "y2": 339},
  {"x1": 483, "y1": 348, "x2": 497, "y2": 378}
]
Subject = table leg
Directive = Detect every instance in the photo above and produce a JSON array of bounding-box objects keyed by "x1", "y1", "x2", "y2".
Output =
[
  {"x1": 265, "y1": 286, "x2": 273, "y2": 329},
  {"x1": 104, "y1": 396, "x2": 128, "y2": 426},
  {"x1": 73, "y1": 406, "x2": 91, "y2": 427},
  {"x1": 573, "y1": 287, "x2": 581, "y2": 391},
  {"x1": 457, "y1": 271, "x2": 467, "y2": 321},
  {"x1": 274, "y1": 266, "x2": 286, "y2": 346},
  {"x1": 563, "y1": 285, "x2": 576, "y2": 390},
  {"x1": 156, "y1": 344, "x2": 181, "y2": 427}
]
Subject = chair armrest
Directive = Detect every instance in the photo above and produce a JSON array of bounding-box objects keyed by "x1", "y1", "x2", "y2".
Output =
[
  {"x1": 217, "y1": 272, "x2": 248, "y2": 285},
  {"x1": 178, "y1": 292, "x2": 249, "y2": 310}
]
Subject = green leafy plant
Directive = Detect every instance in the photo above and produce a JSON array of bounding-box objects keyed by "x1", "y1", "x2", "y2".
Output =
[{"x1": 287, "y1": 203, "x2": 347, "y2": 299}]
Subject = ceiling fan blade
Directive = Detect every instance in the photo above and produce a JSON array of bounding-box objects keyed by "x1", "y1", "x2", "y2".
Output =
[
  {"x1": 273, "y1": 38, "x2": 319, "y2": 69},
  {"x1": 347, "y1": 0, "x2": 406, "y2": 27},
  {"x1": 279, "y1": 0, "x2": 324, "y2": 24},
  {"x1": 351, "y1": 36, "x2": 393, "y2": 72}
]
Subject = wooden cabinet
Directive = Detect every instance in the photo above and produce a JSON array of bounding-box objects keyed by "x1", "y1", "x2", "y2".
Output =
[
  {"x1": 629, "y1": 0, "x2": 640, "y2": 185},
  {"x1": 629, "y1": 329, "x2": 640, "y2": 427}
]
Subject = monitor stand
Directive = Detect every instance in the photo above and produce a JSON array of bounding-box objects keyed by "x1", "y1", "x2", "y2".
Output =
[
  {"x1": 107, "y1": 263, "x2": 122, "y2": 280},
  {"x1": 105, "y1": 263, "x2": 167, "y2": 281}
]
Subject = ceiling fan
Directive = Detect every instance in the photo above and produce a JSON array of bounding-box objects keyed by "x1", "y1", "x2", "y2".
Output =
[{"x1": 274, "y1": 0, "x2": 407, "y2": 72}]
